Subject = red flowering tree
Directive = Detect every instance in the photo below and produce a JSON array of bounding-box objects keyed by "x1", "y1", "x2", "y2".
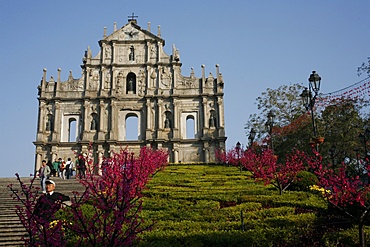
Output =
[
  {"x1": 8, "y1": 146, "x2": 168, "y2": 247},
  {"x1": 218, "y1": 146, "x2": 307, "y2": 195},
  {"x1": 308, "y1": 151, "x2": 370, "y2": 247},
  {"x1": 8, "y1": 174, "x2": 66, "y2": 246},
  {"x1": 244, "y1": 148, "x2": 306, "y2": 195}
]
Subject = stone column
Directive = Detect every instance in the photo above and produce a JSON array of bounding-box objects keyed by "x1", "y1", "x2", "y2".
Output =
[
  {"x1": 146, "y1": 99, "x2": 152, "y2": 129},
  {"x1": 203, "y1": 147, "x2": 209, "y2": 163},
  {"x1": 145, "y1": 99, "x2": 153, "y2": 139},
  {"x1": 110, "y1": 101, "x2": 117, "y2": 140},
  {"x1": 38, "y1": 101, "x2": 46, "y2": 132},
  {"x1": 102, "y1": 43, "x2": 106, "y2": 61},
  {"x1": 35, "y1": 151, "x2": 42, "y2": 174},
  {"x1": 157, "y1": 41, "x2": 161, "y2": 63},
  {"x1": 98, "y1": 100, "x2": 106, "y2": 140},
  {"x1": 217, "y1": 96, "x2": 224, "y2": 128},
  {"x1": 99, "y1": 100, "x2": 105, "y2": 131},
  {"x1": 173, "y1": 100, "x2": 179, "y2": 138},
  {"x1": 158, "y1": 101, "x2": 163, "y2": 129},
  {"x1": 52, "y1": 152, "x2": 57, "y2": 163},
  {"x1": 83, "y1": 100, "x2": 90, "y2": 134},
  {"x1": 202, "y1": 97, "x2": 208, "y2": 128},
  {"x1": 174, "y1": 148, "x2": 179, "y2": 163},
  {"x1": 41, "y1": 68, "x2": 47, "y2": 95},
  {"x1": 201, "y1": 64, "x2": 206, "y2": 88},
  {"x1": 52, "y1": 101, "x2": 61, "y2": 142},
  {"x1": 146, "y1": 41, "x2": 150, "y2": 63},
  {"x1": 112, "y1": 43, "x2": 116, "y2": 64},
  {"x1": 97, "y1": 148, "x2": 103, "y2": 175}
]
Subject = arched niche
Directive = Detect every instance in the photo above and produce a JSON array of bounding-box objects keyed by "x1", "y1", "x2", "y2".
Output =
[{"x1": 126, "y1": 72, "x2": 136, "y2": 94}]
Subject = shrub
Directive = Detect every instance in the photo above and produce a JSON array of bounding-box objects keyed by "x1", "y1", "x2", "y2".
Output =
[{"x1": 289, "y1": 171, "x2": 318, "y2": 191}]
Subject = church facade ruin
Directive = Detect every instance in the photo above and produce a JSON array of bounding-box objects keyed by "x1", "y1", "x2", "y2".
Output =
[{"x1": 34, "y1": 18, "x2": 227, "y2": 172}]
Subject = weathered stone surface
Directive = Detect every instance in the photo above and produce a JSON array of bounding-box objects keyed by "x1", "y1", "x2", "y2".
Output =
[{"x1": 34, "y1": 19, "x2": 227, "y2": 173}]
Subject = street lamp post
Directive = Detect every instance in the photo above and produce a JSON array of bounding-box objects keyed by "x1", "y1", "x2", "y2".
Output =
[
  {"x1": 248, "y1": 128, "x2": 256, "y2": 148},
  {"x1": 301, "y1": 71, "x2": 322, "y2": 148},
  {"x1": 236, "y1": 141, "x2": 242, "y2": 172},
  {"x1": 265, "y1": 110, "x2": 275, "y2": 151}
]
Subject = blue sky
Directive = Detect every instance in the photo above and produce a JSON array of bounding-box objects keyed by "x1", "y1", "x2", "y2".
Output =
[{"x1": 0, "y1": 0, "x2": 369, "y2": 177}]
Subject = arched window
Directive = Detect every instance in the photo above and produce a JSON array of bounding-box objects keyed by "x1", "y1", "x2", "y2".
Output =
[
  {"x1": 68, "y1": 118, "x2": 77, "y2": 142},
  {"x1": 126, "y1": 114, "x2": 139, "y2": 140},
  {"x1": 186, "y1": 115, "x2": 195, "y2": 139},
  {"x1": 126, "y1": 72, "x2": 136, "y2": 94}
]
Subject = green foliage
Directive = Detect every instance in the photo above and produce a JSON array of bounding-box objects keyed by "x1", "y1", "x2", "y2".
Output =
[
  {"x1": 138, "y1": 164, "x2": 333, "y2": 246},
  {"x1": 319, "y1": 98, "x2": 366, "y2": 165},
  {"x1": 323, "y1": 226, "x2": 370, "y2": 246},
  {"x1": 357, "y1": 57, "x2": 370, "y2": 76},
  {"x1": 288, "y1": 171, "x2": 319, "y2": 191},
  {"x1": 245, "y1": 83, "x2": 315, "y2": 161}
]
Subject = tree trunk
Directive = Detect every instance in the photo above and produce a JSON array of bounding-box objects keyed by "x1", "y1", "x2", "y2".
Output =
[
  {"x1": 359, "y1": 208, "x2": 370, "y2": 247},
  {"x1": 359, "y1": 221, "x2": 365, "y2": 247}
]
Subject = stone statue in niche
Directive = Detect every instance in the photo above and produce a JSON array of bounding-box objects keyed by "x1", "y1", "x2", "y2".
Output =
[
  {"x1": 150, "y1": 44, "x2": 157, "y2": 59},
  {"x1": 89, "y1": 70, "x2": 99, "y2": 90},
  {"x1": 164, "y1": 117, "x2": 171, "y2": 128},
  {"x1": 209, "y1": 112, "x2": 217, "y2": 128},
  {"x1": 161, "y1": 67, "x2": 171, "y2": 88},
  {"x1": 46, "y1": 114, "x2": 54, "y2": 131},
  {"x1": 105, "y1": 71, "x2": 111, "y2": 89},
  {"x1": 90, "y1": 115, "x2": 99, "y2": 131},
  {"x1": 127, "y1": 78, "x2": 134, "y2": 92},
  {"x1": 150, "y1": 70, "x2": 157, "y2": 88},
  {"x1": 129, "y1": 46, "x2": 135, "y2": 61},
  {"x1": 116, "y1": 71, "x2": 124, "y2": 94}
]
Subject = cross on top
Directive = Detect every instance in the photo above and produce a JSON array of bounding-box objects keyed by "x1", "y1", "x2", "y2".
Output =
[{"x1": 128, "y1": 13, "x2": 138, "y2": 22}]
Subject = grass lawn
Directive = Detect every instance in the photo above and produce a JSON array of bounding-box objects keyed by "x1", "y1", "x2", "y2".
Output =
[{"x1": 137, "y1": 164, "x2": 355, "y2": 246}]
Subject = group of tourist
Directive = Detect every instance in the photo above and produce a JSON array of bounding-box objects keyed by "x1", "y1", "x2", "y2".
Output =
[
  {"x1": 35, "y1": 157, "x2": 84, "y2": 226},
  {"x1": 38, "y1": 155, "x2": 87, "y2": 193}
]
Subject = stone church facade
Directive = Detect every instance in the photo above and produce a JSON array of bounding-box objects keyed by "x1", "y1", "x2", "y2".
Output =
[{"x1": 34, "y1": 18, "x2": 227, "y2": 172}]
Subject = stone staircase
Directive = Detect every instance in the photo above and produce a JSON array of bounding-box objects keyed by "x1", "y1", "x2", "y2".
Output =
[{"x1": 0, "y1": 177, "x2": 85, "y2": 246}]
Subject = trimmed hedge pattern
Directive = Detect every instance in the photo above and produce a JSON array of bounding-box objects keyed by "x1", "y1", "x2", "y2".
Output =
[{"x1": 138, "y1": 164, "x2": 370, "y2": 246}]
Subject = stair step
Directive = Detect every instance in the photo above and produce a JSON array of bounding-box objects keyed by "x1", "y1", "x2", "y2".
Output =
[{"x1": 0, "y1": 177, "x2": 85, "y2": 245}]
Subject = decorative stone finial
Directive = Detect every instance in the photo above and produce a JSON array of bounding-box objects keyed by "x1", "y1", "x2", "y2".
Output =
[{"x1": 57, "y1": 68, "x2": 61, "y2": 82}]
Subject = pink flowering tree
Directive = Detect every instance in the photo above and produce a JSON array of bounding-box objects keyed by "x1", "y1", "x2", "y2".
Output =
[
  {"x1": 218, "y1": 146, "x2": 307, "y2": 195},
  {"x1": 8, "y1": 146, "x2": 168, "y2": 247},
  {"x1": 308, "y1": 151, "x2": 370, "y2": 247},
  {"x1": 66, "y1": 147, "x2": 168, "y2": 246},
  {"x1": 8, "y1": 174, "x2": 66, "y2": 246},
  {"x1": 244, "y1": 148, "x2": 306, "y2": 195}
]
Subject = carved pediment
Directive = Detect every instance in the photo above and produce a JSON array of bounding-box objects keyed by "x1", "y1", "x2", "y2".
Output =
[{"x1": 105, "y1": 22, "x2": 164, "y2": 44}]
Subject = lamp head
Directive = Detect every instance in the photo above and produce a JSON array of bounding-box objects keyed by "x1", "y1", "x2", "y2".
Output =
[{"x1": 308, "y1": 71, "x2": 321, "y2": 94}]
